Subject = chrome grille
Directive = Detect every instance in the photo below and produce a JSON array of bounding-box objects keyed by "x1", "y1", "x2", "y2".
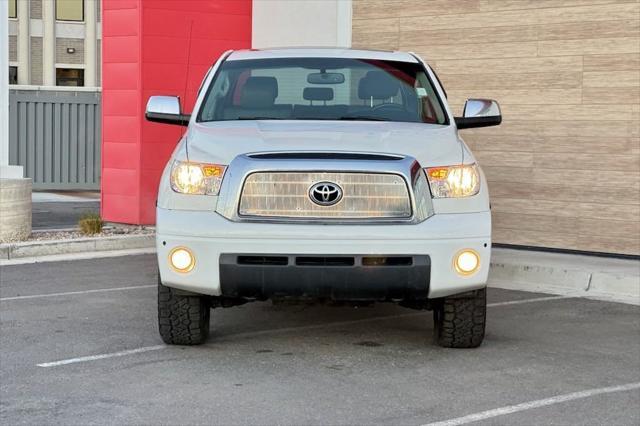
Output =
[{"x1": 238, "y1": 172, "x2": 411, "y2": 219}]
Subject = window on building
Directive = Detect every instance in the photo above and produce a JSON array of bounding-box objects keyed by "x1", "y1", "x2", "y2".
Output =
[
  {"x1": 56, "y1": 0, "x2": 84, "y2": 21},
  {"x1": 56, "y1": 68, "x2": 84, "y2": 86},
  {"x1": 9, "y1": 67, "x2": 18, "y2": 85},
  {"x1": 9, "y1": 0, "x2": 17, "y2": 18}
]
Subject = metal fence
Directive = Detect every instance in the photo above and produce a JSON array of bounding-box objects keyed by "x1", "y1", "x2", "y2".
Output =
[{"x1": 9, "y1": 88, "x2": 101, "y2": 190}]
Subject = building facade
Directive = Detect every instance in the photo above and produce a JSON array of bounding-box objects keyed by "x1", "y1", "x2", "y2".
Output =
[
  {"x1": 8, "y1": 0, "x2": 100, "y2": 87},
  {"x1": 350, "y1": 0, "x2": 639, "y2": 255}
]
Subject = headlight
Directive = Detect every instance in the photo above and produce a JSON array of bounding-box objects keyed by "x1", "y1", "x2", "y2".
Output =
[
  {"x1": 170, "y1": 160, "x2": 226, "y2": 195},
  {"x1": 425, "y1": 163, "x2": 480, "y2": 198}
]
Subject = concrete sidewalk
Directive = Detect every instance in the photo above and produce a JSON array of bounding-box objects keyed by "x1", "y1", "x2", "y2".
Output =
[{"x1": 489, "y1": 248, "x2": 640, "y2": 305}]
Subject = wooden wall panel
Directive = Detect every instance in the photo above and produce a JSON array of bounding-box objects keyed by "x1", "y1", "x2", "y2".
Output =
[
  {"x1": 353, "y1": 0, "x2": 640, "y2": 255},
  {"x1": 584, "y1": 53, "x2": 640, "y2": 71}
]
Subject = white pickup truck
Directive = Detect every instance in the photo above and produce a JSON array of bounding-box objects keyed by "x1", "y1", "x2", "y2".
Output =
[{"x1": 146, "y1": 48, "x2": 501, "y2": 348}]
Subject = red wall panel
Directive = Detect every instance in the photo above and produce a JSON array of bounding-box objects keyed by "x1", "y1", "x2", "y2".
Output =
[{"x1": 101, "y1": 0, "x2": 252, "y2": 224}]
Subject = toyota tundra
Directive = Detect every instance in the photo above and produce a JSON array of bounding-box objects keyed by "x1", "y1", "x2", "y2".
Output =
[{"x1": 146, "y1": 48, "x2": 501, "y2": 348}]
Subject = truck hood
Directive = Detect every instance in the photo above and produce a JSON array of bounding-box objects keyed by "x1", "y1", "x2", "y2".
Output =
[{"x1": 181, "y1": 120, "x2": 469, "y2": 167}]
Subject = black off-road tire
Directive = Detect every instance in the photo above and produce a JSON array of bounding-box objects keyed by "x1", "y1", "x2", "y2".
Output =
[
  {"x1": 433, "y1": 288, "x2": 486, "y2": 348},
  {"x1": 158, "y1": 278, "x2": 210, "y2": 345}
]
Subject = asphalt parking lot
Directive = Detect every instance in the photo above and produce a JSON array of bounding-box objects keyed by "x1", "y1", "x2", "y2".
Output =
[
  {"x1": 1, "y1": 254, "x2": 639, "y2": 425},
  {"x1": 32, "y1": 201, "x2": 100, "y2": 230}
]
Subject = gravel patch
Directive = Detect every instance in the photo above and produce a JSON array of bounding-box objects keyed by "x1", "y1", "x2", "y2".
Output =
[{"x1": 28, "y1": 225, "x2": 155, "y2": 241}]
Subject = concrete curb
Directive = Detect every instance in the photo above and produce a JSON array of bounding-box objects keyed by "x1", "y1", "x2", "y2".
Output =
[
  {"x1": 488, "y1": 248, "x2": 640, "y2": 305},
  {"x1": 0, "y1": 234, "x2": 155, "y2": 260}
]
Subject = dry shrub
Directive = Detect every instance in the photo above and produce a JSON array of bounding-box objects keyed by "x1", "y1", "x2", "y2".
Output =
[{"x1": 78, "y1": 213, "x2": 103, "y2": 235}]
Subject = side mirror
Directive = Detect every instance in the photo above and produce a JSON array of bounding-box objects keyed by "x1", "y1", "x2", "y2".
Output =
[
  {"x1": 145, "y1": 96, "x2": 190, "y2": 126},
  {"x1": 454, "y1": 99, "x2": 501, "y2": 129}
]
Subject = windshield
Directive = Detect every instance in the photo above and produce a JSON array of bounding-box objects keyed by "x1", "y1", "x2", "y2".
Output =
[{"x1": 197, "y1": 57, "x2": 448, "y2": 124}]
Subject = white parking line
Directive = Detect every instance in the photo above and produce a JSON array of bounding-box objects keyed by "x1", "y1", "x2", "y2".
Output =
[
  {"x1": 37, "y1": 345, "x2": 166, "y2": 368},
  {"x1": 423, "y1": 382, "x2": 640, "y2": 426},
  {"x1": 35, "y1": 295, "x2": 569, "y2": 368},
  {"x1": 0, "y1": 285, "x2": 155, "y2": 301},
  {"x1": 487, "y1": 295, "x2": 571, "y2": 307}
]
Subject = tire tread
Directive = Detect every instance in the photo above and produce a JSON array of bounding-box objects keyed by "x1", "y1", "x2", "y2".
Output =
[
  {"x1": 434, "y1": 288, "x2": 486, "y2": 348},
  {"x1": 157, "y1": 279, "x2": 210, "y2": 345}
]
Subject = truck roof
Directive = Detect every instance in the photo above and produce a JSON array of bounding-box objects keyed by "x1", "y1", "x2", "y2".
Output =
[{"x1": 227, "y1": 48, "x2": 420, "y2": 63}]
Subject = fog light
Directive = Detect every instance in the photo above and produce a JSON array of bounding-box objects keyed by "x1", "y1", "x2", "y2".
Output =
[
  {"x1": 454, "y1": 249, "x2": 480, "y2": 275},
  {"x1": 169, "y1": 247, "x2": 195, "y2": 273}
]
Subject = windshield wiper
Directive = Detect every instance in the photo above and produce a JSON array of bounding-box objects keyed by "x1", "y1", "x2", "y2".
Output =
[
  {"x1": 221, "y1": 116, "x2": 390, "y2": 122},
  {"x1": 234, "y1": 117, "x2": 286, "y2": 120},
  {"x1": 337, "y1": 116, "x2": 390, "y2": 122}
]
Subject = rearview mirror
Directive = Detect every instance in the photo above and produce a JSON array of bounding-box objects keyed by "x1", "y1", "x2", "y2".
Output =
[
  {"x1": 307, "y1": 72, "x2": 345, "y2": 84},
  {"x1": 145, "y1": 96, "x2": 190, "y2": 126},
  {"x1": 454, "y1": 99, "x2": 501, "y2": 129}
]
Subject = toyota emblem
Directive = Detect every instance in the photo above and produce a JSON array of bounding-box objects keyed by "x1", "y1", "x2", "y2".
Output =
[{"x1": 309, "y1": 182, "x2": 343, "y2": 206}]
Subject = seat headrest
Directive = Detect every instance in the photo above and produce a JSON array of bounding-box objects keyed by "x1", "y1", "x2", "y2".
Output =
[
  {"x1": 240, "y1": 77, "x2": 278, "y2": 108},
  {"x1": 358, "y1": 71, "x2": 400, "y2": 100},
  {"x1": 303, "y1": 87, "x2": 334, "y2": 102}
]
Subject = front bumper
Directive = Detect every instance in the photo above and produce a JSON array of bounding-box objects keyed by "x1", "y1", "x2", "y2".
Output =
[
  {"x1": 220, "y1": 254, "x2": 431, "y2": 301},
  {"x1": 156, "y1": 207, "x2": 491, "y2": 299}
]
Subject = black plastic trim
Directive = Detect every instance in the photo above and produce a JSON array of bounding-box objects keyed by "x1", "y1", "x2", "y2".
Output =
[
  {"x1": 247, "y1": 152, "x2": 404, "y2": 161},
  {"x1": 494, "y1": 243, "x2": 640, "y2": 261},
  {"x1": 237, "y1": 255, "x2": 288, "y2": 266},
  {"x1": 296, "y1": 256, "x2": 355, "y2": 266},
  {"x1": 145, "y1": 111, "x2": 191, "y2": 126},
  {"x1": 454, "y1": 115, "x2": 502, "y2": 129},
  {"x1": 220, "y1": 254, "x2": 430, "y2": 301}
]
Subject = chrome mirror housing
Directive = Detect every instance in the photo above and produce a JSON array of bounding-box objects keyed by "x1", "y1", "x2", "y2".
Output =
[
  {"x1": 463, "y1": 99, "x2": 501, "y2": 118},
  {"x1": 455, "y1": 98, "x2": 502, "y2": 129},
  {"x1": 145, "y1": 96, "x2": 190, "y2": 126}
]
